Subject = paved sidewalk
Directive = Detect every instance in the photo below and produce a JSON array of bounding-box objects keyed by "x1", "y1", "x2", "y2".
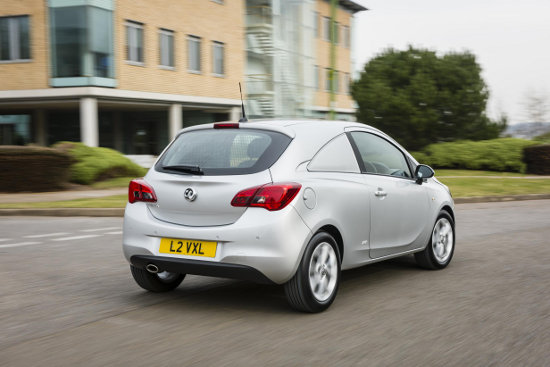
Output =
[{"x1": 3, "y1": 188, "x2": 126, "y2": 204}]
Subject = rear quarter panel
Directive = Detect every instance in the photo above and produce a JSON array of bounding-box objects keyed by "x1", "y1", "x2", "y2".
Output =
[{"x1": 288, "y1": 171, "x2": 372, "y2": 270}]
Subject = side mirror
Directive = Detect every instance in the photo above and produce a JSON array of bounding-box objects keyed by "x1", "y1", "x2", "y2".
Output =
[{"x1": 414, "y1": 164, "x2": 434, "y2": 184}]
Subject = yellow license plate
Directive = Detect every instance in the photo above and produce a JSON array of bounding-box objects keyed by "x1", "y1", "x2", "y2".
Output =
[{"x1": 159, "y1": 238, "x2": 217, "y2": 258}]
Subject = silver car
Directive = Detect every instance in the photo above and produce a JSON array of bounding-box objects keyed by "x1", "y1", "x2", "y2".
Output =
[{"x1": 123, "y1": 119, "x2": 455, "y2": 312}]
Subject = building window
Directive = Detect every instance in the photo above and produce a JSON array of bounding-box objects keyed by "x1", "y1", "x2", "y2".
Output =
[
  {"x1": 0, "y1": 114, "x2": 31, "y2": 145},
  {"x1": 322, "y1": 17, "x2": 330, "y2": 41},
  {"x1": 332, "y1": 22, "x2": 340, "y2": 45},
  {"x1": 343, "y1": 72, "x2": 350, "y2": 94},
  {"x1": 159, "y1": 29, "x2": 174, "y2": 68},
  {"x1": 50, "y1": 6, "x2": 114, "y2": 79},
  {"x1": 212, "y1": 41, "x2": 224, "y2": 76},
  {"x1": 313, "y1": 12, "x2": 319, "y2": 38},
  {"x1": 342, "y1": 25, "x2": 350, "y2": 48},
  {"x1": 325, "y1": 69, "x2": 339, "y2": 92},
  {"x1": 126, "y1": 21, "x2": 143, "y2": 64},
  {"x1": 187, "y1": 35, "x2": 201, "y2": 73},
  {"x1": 314, "y1": 65, "x2": 319, "y2": 90},
  {"x1": 0, "y1": 15, "x2": 30, "y2": 62}
]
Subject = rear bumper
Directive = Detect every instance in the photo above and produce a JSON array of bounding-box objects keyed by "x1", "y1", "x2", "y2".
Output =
[
  {"x1": 130, "y1": 255, "x2": 275, "y2": 284},
  {"x1": 123, "y1": 202, "x2": 312, "y2": 284}
]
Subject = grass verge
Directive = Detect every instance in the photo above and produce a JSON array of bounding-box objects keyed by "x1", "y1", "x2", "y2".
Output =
[
  {"x1": 91, "y1": 177, "x2": 136, "y2": 189},
  {"x1": 0, "y1": 195, "x2": 127, "y2": 209},
  {"x1": 438, "y1": 177, "x2": 550, "y2": 197},
  {"x1": 435, "y1": 169, "x2": 529, "y2": 177}
]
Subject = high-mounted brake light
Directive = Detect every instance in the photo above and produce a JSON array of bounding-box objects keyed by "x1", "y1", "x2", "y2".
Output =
[
  {"x1": 129, "y1": 179, "x2": 157, "y2": 204},
  {"x1": 231, "y1": 183, "x2": 302, "y2": 211},
  {"x1": 214, "y1": 123, "x2": 239, "y2": 129}
]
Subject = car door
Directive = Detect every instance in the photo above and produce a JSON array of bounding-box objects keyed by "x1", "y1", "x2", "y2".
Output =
[
  {"x1": 293, "y1": 133, "x2": 372, "y2": 268},
  {"x1": 347, "y1": 131, "x2": 431, "y2": 259}
]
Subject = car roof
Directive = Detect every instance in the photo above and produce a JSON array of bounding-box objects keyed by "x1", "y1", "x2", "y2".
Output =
[
  {"x1": 174, "y1": 119, "x2": 414, "y2": 173},
  {"x1": 182, "y1": 118, "x2": 383, "y2": 138},
  {"x1": 250, "y1": 118, "x2": 374, "y2": 130}
]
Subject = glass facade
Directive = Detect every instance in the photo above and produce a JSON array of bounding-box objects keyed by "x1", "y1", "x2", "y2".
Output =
[
  {"x1": 0, "y1": 115, "x2": 31, "y2": 145},
  {"x1": 49, "y1": 3, "x2": 114, "y2": 84},
  {"x1": 121, "y1": 111, "x2": 168, "y2": 155}
]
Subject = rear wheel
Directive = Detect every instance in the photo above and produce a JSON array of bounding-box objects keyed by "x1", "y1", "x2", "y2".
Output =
[
  {"x1": 415, "y1": 210, "x2": 455, "y2": 270},
  {"x1": 130, "y1": 265, "x2": 185, "y2": 292},
  {"x1": 284, "y1": 232, "x2": 341, "y2": 313}
]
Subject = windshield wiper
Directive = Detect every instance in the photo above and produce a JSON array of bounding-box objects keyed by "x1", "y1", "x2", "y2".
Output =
[{"x1": 162, "y1": 164, "x2": 204, "y2": 175}]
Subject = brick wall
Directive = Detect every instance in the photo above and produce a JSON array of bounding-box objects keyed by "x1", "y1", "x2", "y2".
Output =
[
  {"x1": 116, "y1": 0, "x2": 245, "y2": 99},
  {"x1": 0, "y1": 0, "x2": 49, "y2": 90},
  {"x1": 314, "y1": 0, "x2": 354, "y2": 110}
]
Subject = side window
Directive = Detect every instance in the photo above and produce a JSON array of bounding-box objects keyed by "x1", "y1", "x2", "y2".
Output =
[
  {"x1": 308, "y1": 134, "x2": 360, "y2": 173},
  {"x1": 349, "y1": 132, "x2": 412, "y2": 178}
]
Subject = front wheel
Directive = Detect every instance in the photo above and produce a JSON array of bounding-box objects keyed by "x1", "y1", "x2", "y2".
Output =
[
  {"x1": 415, "y1": 210, "x2": 455, "y2": 270},
  {"x1": 284, "y1": 232, "x2": 341, "y2": 313},
  {"x1": 130, "y1": 265, "x2": 185, "y2": 292}
]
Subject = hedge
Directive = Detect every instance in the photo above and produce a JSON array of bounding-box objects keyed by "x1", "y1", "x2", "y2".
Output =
[
  {"x1": 54, "y1": 142, "x2": 147, "y2": 185},
  {"x1": 411, "y1": 138, "x2": 538, "y2": 173},
  {"x1": 0, "y1": 146, "x2": 72, "y2": 192},
  {"x1": 523, "y1": 145, "x2": 550, "y2": 175}
]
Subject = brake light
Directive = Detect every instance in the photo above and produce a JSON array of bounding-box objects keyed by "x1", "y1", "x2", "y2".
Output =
[
  {"x1": 231, "y1": 183, "x2": 302, "y2": 211},
  {"x1": 214, "y1": 123, "x2": 239, "y2": 129},
  {"x1": 129, "y1": 179, "x2": 157, "y2": 204}
]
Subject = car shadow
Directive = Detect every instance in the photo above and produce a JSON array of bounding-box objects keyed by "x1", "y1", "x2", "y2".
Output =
[{"x1": 132, "y1": 255, "x2": 423, "y2": 314}]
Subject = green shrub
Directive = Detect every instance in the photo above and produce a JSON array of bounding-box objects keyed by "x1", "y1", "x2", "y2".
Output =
[
  {"x1": 523, "y1": 144, "x2": 550, "y2": 175},
  {"x1": 410, "y1": 151, "x2": 430, "y2": 165},
  {"x1": 54, "y1": 142, "x2": 147, "y2": 184},
  {"x1": 0, "y1": 145, "x2": 72, "y2": 192},
  {"x1": 533, "y1": 131, "x2": 550, "y2": 144},
  {"x1": 415, "y1": 138, "x2": 538, "y2": 173}
]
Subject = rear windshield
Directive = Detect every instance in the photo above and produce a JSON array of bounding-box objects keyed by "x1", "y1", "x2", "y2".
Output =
[{"x1": 155, "y1": 128, "x2": 292, "y2": 175}]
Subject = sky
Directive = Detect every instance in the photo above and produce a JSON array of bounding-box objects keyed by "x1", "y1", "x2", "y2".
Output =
[{"x1": 351, "y1": 0, "x2": 550, "y2": 124}]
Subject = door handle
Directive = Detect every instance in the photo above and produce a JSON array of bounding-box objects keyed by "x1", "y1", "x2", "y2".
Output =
[{"x1": 374, "y1": 189, "x2": 387, "y2": 197}]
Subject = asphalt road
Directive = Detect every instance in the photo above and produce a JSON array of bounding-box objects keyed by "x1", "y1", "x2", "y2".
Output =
[{"x1": 1, "y1": 200, "x2": 549, "y2": 366}]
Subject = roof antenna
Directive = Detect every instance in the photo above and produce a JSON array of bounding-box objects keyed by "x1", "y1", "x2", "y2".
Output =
[{"x1": 238, "y1": 82, "x2": 248, "y2": 122}]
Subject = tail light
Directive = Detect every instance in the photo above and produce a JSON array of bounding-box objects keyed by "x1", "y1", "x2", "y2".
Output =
[
  {"x1": 129, "y1": 179, "x2": 157, "y2": 204},
  {"x1": 231, "y1": 183, "x2": 302, "y2": 211}
]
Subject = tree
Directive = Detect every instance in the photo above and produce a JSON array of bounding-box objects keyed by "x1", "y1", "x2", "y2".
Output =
[
  {"x1": 522, "y1": 89, "x2": 549, "y2": 123},
  {"x1": 351, "y1": 47, "x2": 506, "y2": 151}
]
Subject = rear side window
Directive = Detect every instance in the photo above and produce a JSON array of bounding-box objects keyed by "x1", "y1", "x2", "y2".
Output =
[
  {"x1": 308, "y1": 133, "x2": 360, "y2": 173},
  {"x1": 156, "y1": 128, "x2": 292, "y2": 175}
]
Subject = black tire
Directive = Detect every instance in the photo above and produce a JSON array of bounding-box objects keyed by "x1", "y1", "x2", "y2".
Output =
[
  {"x1": 130, "y1": 265, "x2": 185, "y2": 292},
  {"x1": 284, "y1": 232, "x2": 341, "y2": 313},
  {"x1": 415, "y1": 210, "x2": 455, "y2": 270}
]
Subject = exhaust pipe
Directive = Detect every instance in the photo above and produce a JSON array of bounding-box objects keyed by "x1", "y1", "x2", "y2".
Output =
[{"x1": 145, "y1": 263, "x2": 159, "y2": 274}]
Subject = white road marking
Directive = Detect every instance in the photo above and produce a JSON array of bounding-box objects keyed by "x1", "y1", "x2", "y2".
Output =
[
  {"x1": 52, "y1": 234, "x2": 101, "y2": 241},
  {"x1": 104, "y1": 231, "x2": 122, "y2": 235},
  {"x1": 0, "y1": 238, "x2": 13, "y2": 242},
  {"x1": 24, "y1": 232, "x2": 70, "y2": 238},
  {"x1": 80, "y1": 227, "x2": 120, "y2": 232},
  {"x1": 0, "y1": 241, "x2": 41, "y2": 249}
]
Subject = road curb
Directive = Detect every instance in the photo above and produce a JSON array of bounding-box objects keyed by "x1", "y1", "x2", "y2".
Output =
[
  {"x1": 0, "y1": 208, "x2": 125, "y2": 217},
  {"x1": 1, "y1": 194, "x2": 549, "y2": 217},
  {"x1": 454, "y1": 194, "x2": 550, "y2": 204}
]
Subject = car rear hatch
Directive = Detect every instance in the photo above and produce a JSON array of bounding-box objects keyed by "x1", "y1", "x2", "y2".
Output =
[{"x1": 145, "y1": 124, "x2": 292, "y2": 227}]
